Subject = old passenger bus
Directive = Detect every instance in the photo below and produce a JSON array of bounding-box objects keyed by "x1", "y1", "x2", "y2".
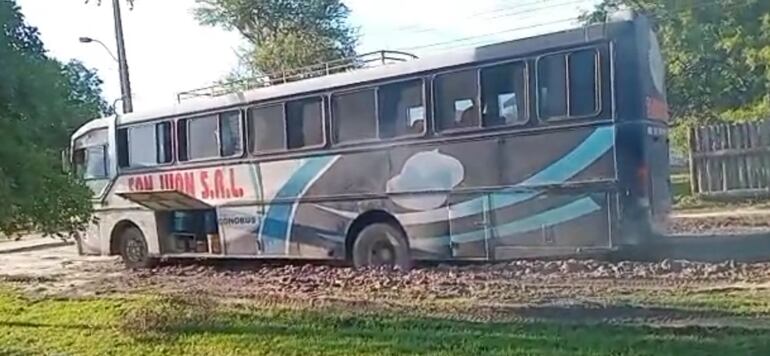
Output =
[{"x1": 70, "y1": 13, "x2": 670, "y2": 269}]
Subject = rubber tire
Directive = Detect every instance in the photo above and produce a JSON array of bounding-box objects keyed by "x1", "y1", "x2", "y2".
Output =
[
  {"x1": 119, "y1": 226, "x2": 156, "y2": 269},
  {"x1": 352, "y1": 223, "x2": 412, "y2": 270}
]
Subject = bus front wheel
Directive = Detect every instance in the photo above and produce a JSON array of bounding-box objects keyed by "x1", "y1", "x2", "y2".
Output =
[
  {"x1": 352, "y1": 223, "x2": 411, "y2": 271},
  {"x1": 119, "y1": 226, "x2": 155, "y2": 269}
]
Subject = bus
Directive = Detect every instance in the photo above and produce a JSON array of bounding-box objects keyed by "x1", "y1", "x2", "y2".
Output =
[{"x1": 70, "y1": 12, "x2": 671, "y2": 269}]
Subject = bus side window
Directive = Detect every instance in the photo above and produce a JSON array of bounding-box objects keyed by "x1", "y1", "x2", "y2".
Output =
[
  {"x1": 378, "y1": 79, "x2": 425, "y2": 139},
  {"x1": 286, "y1": 97, "x2": 324, "y2": 149},
  {"x1": 117, "y1": 128, "x2": 129, "y2": 168},
  {"x1": 177, "y1": 111, "x2": 242, "y2": 161},
  {"x1": 127, "y1": 124, "x2": 158, "y2": 167},
  {"x1": 481, "y1": 62, "x2": 528, "y2": 127},
  {"x1": 538, "y1": 54, "x2": 568, "y2": 119},
  {"x1": 538, "y1": 48, "x2": 600, "y2": 120},
  {"x1": 248, "y1": 104, "x2": 286, "y2": 153},
  {"x1": 219, "y1": 111, "x2": 243, "y2": 157},
  {"x1": 179, "y1": 115, "x2": 219, "y2": 161},
  {"x1": 332, "y1": 89, "x2": 377, "y2": 143},
  {"x1": 435, "y1": 69, "x2": 480, "y2": 131},
  {"x1": 568, "y1": 49, "x2": 599, "y2": 116},
  {"x1": 118, "y1": 122, "x2": 172, "y2": 169},
  {"x1": 156, "y1": 122, "x2": 173, "y2": 164}
]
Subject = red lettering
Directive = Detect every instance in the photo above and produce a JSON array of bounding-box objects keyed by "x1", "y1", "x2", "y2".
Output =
[
  {"x1": 200, "y1": 171, "x2": 210, "y2": 199},
  {"x1": 129, "y1": 175, "x2": 154, "y2": 191},
  {"x1": 229, "y1": 168, "x2": 244, "y2": 198},
  {"x1": 184, "y1": 172, "x2": 195, "y2": 196},
  {"x1": 214, "y1": 169, "x2": 226, "y2": 199},
  {"x1": 137, "y1": 176, "x2": 146, "y2": 191},
  {"x1": 163, "y1": 173, "x2": 175, "y2": 190},
  {"x1": 174, "y1": 173, "x2": 184, "y2": 194}
]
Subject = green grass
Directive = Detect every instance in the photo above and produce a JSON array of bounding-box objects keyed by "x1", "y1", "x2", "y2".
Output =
[
  {"x1": 625, "y1": 288, "x2": 770, "y2": 316},
  {"x1": 2, "y1": 289, "x2": 770, "y2": 355},
  {"x1": 671, "y1": 173, "x2": 692, "y2": 200},
  {"x1": 670, "y1": 172, "x2": 770, "y2": 210}
]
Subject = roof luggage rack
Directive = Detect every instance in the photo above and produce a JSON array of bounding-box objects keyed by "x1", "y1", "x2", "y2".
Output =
[{"x1": 176, "y1": 50, "x2": 418, "y2": 102}]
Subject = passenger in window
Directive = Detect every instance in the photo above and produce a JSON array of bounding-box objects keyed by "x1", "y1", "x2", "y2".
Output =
[
  {"x1": 454, "y1": 99, "x2": 476, "y2": 127},
  {"x1": 499, "y1": 93, "x2": 519, "y2": 124},
  {"x1": 407, "y1": 106, "x2": 425, "y2": 135}
]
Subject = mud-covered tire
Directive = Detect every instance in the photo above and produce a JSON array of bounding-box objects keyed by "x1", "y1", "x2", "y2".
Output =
[
  {"x1": 119, "y1": 226, "x2": 156, "y2": 269},
  {"x1": 352, "y1": 223, "x2": 411, "y2": 270}
]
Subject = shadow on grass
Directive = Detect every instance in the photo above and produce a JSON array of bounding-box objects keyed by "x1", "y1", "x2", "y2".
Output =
[
  {"x1": 153, "y1": 306, "x2": 770, "y2": 355},
  {"x1": 0, "y1": 321, "x2": 102, "y2": 331}
]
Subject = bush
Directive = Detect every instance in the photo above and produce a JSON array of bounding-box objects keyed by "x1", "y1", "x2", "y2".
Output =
[{"x1": 118, "y1": 292, "x2": 218, "y2": 337}]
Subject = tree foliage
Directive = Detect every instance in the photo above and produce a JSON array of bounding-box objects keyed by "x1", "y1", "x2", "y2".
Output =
[
  {"x1": 0, "y1": 0, "x2": 109, "y2": 237},
  {"x1": 194, "y1": 0, "x2": 358, "y2": 80},
  {"x1": 584, "y1": 0, "x2": 770, "y2": 124}
]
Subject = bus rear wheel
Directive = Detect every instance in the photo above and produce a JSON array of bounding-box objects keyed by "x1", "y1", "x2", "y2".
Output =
[
  {"x1": 352, "y1": 223, "x2": 411, "y2": 270},
  {"x1": 119, "y1": 226, "x2": 155, "y2": 269}
]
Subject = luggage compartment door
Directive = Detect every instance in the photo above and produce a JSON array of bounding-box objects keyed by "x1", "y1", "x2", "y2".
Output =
[{"x1": 448, "y1": 194, "x2": 492, "y2": 259}]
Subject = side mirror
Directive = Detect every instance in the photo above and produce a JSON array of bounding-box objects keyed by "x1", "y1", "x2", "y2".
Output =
[{"x1": 61, "y1": 149, "x2": 71, "y2": 174}]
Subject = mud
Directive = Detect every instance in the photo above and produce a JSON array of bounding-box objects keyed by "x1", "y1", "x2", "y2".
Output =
[
  {"x1": 668, "y1": 214, "x2": 770, "y2": 235},
  {"x1": 4, "y1": 237, "x2": 770, "y2": 328}
]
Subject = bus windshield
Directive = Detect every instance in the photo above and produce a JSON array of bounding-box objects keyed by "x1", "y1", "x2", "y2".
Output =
[{"x1": 73, "y1": 128, "x2": 110, "y2": 195}]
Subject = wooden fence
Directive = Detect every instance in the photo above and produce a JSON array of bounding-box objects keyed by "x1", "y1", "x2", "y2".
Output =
[{"x1": 689, "y1": 120, "x2": 770, "y2": 199}]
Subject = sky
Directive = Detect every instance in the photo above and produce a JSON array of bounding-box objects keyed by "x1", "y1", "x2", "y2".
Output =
[{"x1": 16, "y1": 0, "x2": 601, "y2": 115}]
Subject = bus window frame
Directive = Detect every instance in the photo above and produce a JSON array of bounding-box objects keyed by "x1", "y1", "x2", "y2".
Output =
[
  {"x1": 432, "y1": 58, "x2": 531, "y2": 136},
  {"x1": 177, "y1": 109, "x2": 245, "y2": 164},
  {"x1": 247, "y1": 101, "x2": 289, "y2": 155},
  {"x1": 330, "y1": 76, "x2": 429, "y2": 148},
  {"x1": 376, "y1": 77, "x2": 429, "y2": 142},
  {"x1": 261, "y1": 94, "x2": 328, "y2": 155},
  {"x1": 330, "y1": 87, "x2": 380, "y2": 146},
  {"x1": 73, "y1": 127, "x2": 110, "y2": 181},
  {"x1": 535, "y1": 45, "x2": 603, "y2": 122},
  {"x1": 118, "y1": 119, "x2": 176, "y2": 171},
  {"x1": 431, "y1": 67, "x2": 483, "y2": 135},
  {"x1": 477, "y1": 59, "x2": 531, "y2": 129}
]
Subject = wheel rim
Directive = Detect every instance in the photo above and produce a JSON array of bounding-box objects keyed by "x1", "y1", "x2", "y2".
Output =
[
  {"x1": 125, "y1": 234, "x2": 146, "y2": 263},
  {"x1": 370, "y1": 238, "x2": 396, "y2": 266}
]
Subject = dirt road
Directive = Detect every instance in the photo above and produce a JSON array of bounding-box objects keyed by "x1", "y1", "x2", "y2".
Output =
[
  {"x1": 2, "y1": 209, "x2": 770, "y2": 328},
  {"x1": 3, "y1": 244, "x2": 770, "y2": 328},
  {"x1": 0, "y1": 245, "x2": 121, "y2": 294}
]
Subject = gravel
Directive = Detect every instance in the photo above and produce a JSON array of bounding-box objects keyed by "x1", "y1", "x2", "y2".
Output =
[{"x1": 105, "y1": 258, "x2": 770, "y2": 305}]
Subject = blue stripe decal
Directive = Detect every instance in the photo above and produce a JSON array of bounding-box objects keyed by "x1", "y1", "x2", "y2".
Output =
[
  {"x1": 316, "y1": 126, "x2": 615, "y2": 226},
  {"x1": 439, "y1": 126, "x2": 614, "y2": 222},
  {"x1": 411, "y1": 197, "x2": 601, "y2": 250},
  {"x1": 260, "y1": 156, "x2": 336, "y2": 254}
]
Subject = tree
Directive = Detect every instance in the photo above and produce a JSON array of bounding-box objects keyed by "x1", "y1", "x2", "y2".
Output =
[
  {"x1": 583, "y1": 0, "x2": 770, "y2": 124},
  {"x1": 0, "y1": 0, "x2": 109, "y2": 238},
  {"x1": 194, "y1": 0, "x2": 358, "y2": 82}
]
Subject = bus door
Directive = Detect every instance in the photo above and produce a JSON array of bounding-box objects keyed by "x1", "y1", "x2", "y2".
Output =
[{"x1": 448, "y1": 193, "x2": 492, "y2": 259}]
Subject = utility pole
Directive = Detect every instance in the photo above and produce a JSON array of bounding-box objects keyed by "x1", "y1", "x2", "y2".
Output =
[{"x1": 112, "y1": 0, "x2": 133, "y2": 114}]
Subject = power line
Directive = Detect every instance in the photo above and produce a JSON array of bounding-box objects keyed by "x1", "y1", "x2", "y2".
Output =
[
  {"x1": 398, "y1": 16, "x2": 579, "y2": 52},
  {"x1": 394, "y1": 0, "x2": 758, "y2": 55},
  {"x1": 384, "y1": 0, "x2": 560, "y2": 32},
  {"x1": 373, "y1": 0, "x2": 595, "y2": 37}
]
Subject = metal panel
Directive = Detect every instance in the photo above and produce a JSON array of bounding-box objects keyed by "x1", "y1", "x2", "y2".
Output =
[
  {"x1": 116, "y1": 190, "x2": 212, "y2": 211},
  {"x1": 449, "y1": 194, "x2": 491, "y2": 259}
]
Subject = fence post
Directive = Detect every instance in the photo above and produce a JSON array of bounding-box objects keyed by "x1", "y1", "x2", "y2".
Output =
[{"x1": 688, "y1": 126, "x2": 699, "y2": 195}]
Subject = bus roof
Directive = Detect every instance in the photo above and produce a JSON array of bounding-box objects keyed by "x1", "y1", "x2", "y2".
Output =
[{"x1": 82, "y1": 15, "x2": 641, "y2": 131}]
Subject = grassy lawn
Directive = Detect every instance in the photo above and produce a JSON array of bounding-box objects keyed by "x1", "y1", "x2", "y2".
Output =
[
  {"x1": 2, "y1": 289, "x2": 770, "y2": 355},
  {"x1": 624, "y1": 287, "x2": 770, "y2": 316}
]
